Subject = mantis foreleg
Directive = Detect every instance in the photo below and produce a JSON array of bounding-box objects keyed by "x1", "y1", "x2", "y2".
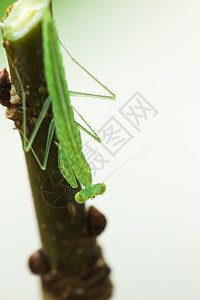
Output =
[{"x1": 23, "y1": 96, "x2": 51, "y2": 152}]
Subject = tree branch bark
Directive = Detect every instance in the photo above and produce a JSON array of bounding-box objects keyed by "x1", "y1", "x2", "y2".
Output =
[{"x1": 1, "y1": 2, "x2": 112, "y2": 299}]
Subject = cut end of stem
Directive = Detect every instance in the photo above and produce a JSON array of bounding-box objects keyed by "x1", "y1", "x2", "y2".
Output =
[{"x1": 2, "y1": 0, "x2": 50, "y2": 41}]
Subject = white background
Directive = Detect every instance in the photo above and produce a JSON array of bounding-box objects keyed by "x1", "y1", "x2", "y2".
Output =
[{"x1": 0, "y1": 0, "x2": 200, "y2": 299}]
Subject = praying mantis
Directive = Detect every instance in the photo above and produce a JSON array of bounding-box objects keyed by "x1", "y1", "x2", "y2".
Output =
[{"x1": 1, "y1": 0, "x2": 115, "y2": 204}]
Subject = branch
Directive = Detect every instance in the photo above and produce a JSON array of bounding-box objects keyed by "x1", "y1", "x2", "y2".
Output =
[{"x1": 0, "y1": 1, "x2": 112, "y2": 299}]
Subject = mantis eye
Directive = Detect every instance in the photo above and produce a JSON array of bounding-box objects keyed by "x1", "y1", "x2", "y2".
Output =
[
  {"x1": 100, "y1": 183, "x2": 106, "y2": 195},
  {"x1": 75, "y1": 193, "x2": 84, "y2": 204}
]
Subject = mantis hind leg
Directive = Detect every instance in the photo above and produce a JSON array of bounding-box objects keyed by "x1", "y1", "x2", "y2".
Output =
[
  {"x1": 69, "y1": 91, "x2": 114, "y2": 100},
  {"x1": 59, "y1": 40, "x2": 116, "y2": 100},
  {"x1": 8, "y1": 54, "x2": 54, "y2": 169},
  {"x1": 21, "y1": 118, "x2": 55, "y2": 170},
  {"x1": 59, "y1": 41, "x2": 116, "y2": 142},
  {"x1": 21, "y1": 95, "x2": 53, "y2": 170},
  {"x1": 23, "y1": 96, "x2": 52, "y2": 152}
]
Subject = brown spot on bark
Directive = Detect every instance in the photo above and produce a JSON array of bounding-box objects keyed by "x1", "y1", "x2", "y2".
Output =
[
  {"x1": 29, "y1": 116, "x2": 37, "y2": 126},
  {"x1": 68, "y1": 202, "x2": 77, "y2": 216},
  {"x1": 41, "y1": 223, "x2": 47, "y2": 229},
  {"x1": 10, "y1": 85, "x2": 17, "y2": 96},
  {"x1": 6, "y1": 106, "x2": 22, "y2": 121},
  {"x1": 13, "y1": 57, "x2": 19, "y2": 66},
  {"x1": 77, "y1": 247, "x2": 83, "y2": 254},
  {"x1": 39, "y1": 86, "x2": 47, "y2": 94},
  {"x1": 9, "y1": 85, "x2": 20, "y2": 105},
  {"x1": 15, "y1": 120, "x2": 20, "y2": 127},
  {"x1": 10, "y1": 95, "x2": 20, "y2": 105},
  {"x1": 25, "y1": 90, "x2": 30, "y2": 96}
]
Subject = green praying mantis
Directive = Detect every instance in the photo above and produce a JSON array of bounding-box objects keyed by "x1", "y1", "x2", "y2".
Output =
[{"x1": 1, "y1": 1, "x2": 115, "y2": 204}]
